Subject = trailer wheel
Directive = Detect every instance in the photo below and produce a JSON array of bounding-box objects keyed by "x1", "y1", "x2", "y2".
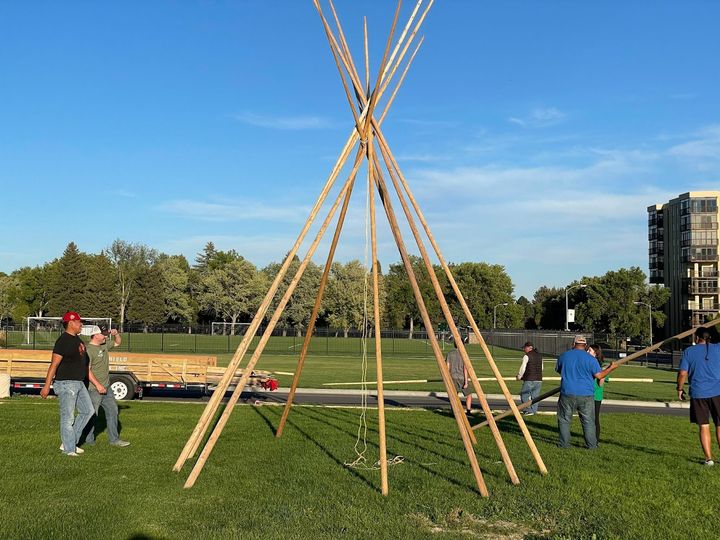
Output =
[{"x1": 109, "y1": 376, "x2": 136, "y2": 401}]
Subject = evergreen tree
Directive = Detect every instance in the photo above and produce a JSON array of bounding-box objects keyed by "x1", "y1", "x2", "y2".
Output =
[{"x1": 47, "y1": 242, "x2": 89, "y2": 316}]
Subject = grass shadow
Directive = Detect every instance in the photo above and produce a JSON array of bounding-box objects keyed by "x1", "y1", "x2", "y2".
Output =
[{"x1": 253, "y1": 406, "x2": 377, "y2": 491}]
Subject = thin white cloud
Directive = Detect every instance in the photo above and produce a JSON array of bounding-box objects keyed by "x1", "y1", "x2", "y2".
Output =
[
  {"x1": 508, "y1": 107, "x2": 566, "y2": 128},
  {"x1": 394, "y1": 153, "x2": 451, "y2": 163},
  {"x1": 235, "y1": 112, "x2": 332, "y2": 130},
  {"x1": 159, "y1": 198, "x2": 309, "y2": 222},
  {"x1": 668, "y1": 124, "x2": 720, "y2": 158}
]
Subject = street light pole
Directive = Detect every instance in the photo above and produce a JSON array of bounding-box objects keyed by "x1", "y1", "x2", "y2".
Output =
[
  {"x1": 493, "y1": 302, "x2": 509, "y2": 329},
  {"x1": 634, "y1": 301, "x2": 652, "y2": 346},
  {"x1": 565, "y1": 284, "x2": 587, "y2": 332},
  {"x1": 492, "y1": 302, "x2": 508, "y2": 356}
]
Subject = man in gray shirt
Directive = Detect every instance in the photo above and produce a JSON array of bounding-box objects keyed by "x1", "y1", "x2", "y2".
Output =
[
  {"x1": 446, "y1": 336, "x2": 472, "y2": 415},
  {"x1": 84, "y1": 325, "x2": 130, "y2": 447}
]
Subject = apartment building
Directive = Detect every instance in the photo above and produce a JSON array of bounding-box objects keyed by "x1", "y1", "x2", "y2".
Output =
[{"x1": 648, "y1": 191, "x2": 719, "y2": 335}]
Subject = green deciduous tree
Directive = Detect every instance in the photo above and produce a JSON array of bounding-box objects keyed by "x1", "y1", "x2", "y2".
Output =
[
  {"x1": 157, "y1": 255, "x2": 195, "y2": 328},
  {"x1": 199, "y1": 258, "x2": 267, "y2": 334},
  {"x1": 576, "y1": 267, "x2": 670, "y2": 342},
  {"x1": 324, "y1": 260, "x2": 368, "y2": 338},
  {"x1": 10, "y1": 264, "x2": 55, "y2": 320},
  {"x1": 263, "y1": 256, "x2": 321, "y2": 337},
  {"x1": 0, "y1": 274, "x2": 18, "y2": 325},
  {"x1": 107, "y1": 240, "x2": 158, "y2": 331},
  {"x1": 448, "y1": 262, "x2": 519, "y2": 329},
  {"x1": 531, "y1": 286, "x2": 564, "y2": 330}
]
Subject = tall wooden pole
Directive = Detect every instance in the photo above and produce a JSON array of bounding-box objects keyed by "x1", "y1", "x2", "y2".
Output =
[
  {"x1": 372, "y1": 169, "x2": 488, "y2": 496},
  {"x1": 370, "y1": 122, "x2": 547, "y2": 475},
  {"x1": 172, "y1": 119, "x2": 365, "y2": 472},
  {"x1": 184, "y1": 169, "x2": 361, "y2": 488},
  {"x1": 323, "y1": 1, "x2": 478, "y2": 449},
  {"x1": 370, "y1": 144, "x2": 519, "y2": 484},
  {"x1": 368, "y1": 139, "x2": 389, "y2": 495},
  {"x1": 275, "y1": 147, "x2": 361, "y2": 438}
]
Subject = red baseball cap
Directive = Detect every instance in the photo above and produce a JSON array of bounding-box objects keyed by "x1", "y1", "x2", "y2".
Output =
[{"x1": 62, "y1": 311, "x2": 82, "y2": 322}]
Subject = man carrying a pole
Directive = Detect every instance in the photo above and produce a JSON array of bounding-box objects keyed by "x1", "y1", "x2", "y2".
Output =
[{"x1": 677, "y1": 327, "x2": 720, "y2": 466}]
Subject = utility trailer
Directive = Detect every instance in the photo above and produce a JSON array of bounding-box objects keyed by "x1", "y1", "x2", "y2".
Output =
[{"x1": 0, "y1": 349, "x2": 278, "y2": 400}]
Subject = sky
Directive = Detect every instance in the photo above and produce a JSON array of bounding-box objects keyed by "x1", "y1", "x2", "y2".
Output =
[{"x1": 1, "y1": 1, "x2": 719, "y2": 299}]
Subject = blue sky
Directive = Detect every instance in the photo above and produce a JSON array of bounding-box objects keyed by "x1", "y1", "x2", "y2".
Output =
[{"x1": 1, "y1": 1, "x2": 718, "y2": 299}]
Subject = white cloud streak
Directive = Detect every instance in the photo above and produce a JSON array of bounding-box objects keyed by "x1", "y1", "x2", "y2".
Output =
[
  {"x1": 235, "y1": 112, "x2": 332, "y2": 130},
  {"x1": 159, "y1": 198, "x2": 309, "y2": 222}
]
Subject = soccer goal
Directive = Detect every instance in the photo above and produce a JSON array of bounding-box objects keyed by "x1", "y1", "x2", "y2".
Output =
[
  {"x1": 211, "y1": 321, "x2": 250, "y2": 336},
  {"x1": 24, "y1": 316, "x2": 113, "y2": 345}
]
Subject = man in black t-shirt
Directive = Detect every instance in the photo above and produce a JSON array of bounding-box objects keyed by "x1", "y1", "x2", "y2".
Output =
[{"x1": 41, "y1": 311, "x2": 106, "y2": 457}]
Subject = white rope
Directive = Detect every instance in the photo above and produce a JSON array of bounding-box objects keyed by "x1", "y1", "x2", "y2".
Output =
[
  {"x1": 345, "y1": 159, "x2": 404, "y2": 472},
  {"x1": 345, "y1": 161, "x2": 372, "y2": 469}
]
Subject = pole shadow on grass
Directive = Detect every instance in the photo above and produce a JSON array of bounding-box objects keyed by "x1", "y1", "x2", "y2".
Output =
[
  {"x1": 496, "y1": 416, "x2": 691, "y2": 460},
  {"x1": 253, "y1": 406, "x2": 376, "y2": 491},
  {"x1": 262, "y1": 405, "x2": 490, "y2": 492},
  {"x1": 297, "y1": 406, "x2": 504, "y2": 488}
]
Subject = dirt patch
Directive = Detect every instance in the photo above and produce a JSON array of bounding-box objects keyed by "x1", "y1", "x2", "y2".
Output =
[{"x1": 411, "y1": 508, "x2": 548, "y2": 539}]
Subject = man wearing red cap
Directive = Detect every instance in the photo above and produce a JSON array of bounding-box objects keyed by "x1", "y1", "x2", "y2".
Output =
[{"x1": 40, "y1": 311, "x2": 106, "y2": 457}]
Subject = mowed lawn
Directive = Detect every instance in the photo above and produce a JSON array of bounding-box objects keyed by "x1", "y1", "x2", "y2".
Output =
[
  {"x1": 0, "y1": 397, "x2": 717, "y2": 539},
  {"x1": 217, "y1": 347, "x2": 681, "y2": 403}
]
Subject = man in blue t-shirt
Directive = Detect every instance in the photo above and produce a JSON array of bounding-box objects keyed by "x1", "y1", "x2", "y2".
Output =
[
  {"x1": 677, "y1": 327, "x2": 720, "y2": 466},
  {"x1": 555, "y1": 335, "x2": 618, "y2": 449}
]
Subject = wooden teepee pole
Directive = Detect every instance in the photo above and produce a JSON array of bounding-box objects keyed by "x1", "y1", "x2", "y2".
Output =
[
  {"x1": 370, "y1": 144, "x2": 519, "y2": 485},
  {"x1": 172, "y1": 133, "x2": 363, "y2": 473},
  {"x1": 323, "y1": 6, "x2": 478, "y2": 448},
  {"x1": 370, "y1": 122, "x2": 548, "y2": 475},
  {"x1": 275, "y1": 147, "x2": 361, "y2": 438},
  {"x1": 367, "y1": 137, "x2": 389, "y2": 495},
  {"x1": 371, "y1": 167, "x2": 488, "y2": 497},
  {"x1": 276, "y1": 5, "x2": 419, "y2": 439},
  {"x1": 184, "y1": 167, "x2": 362, "y2": 489}
]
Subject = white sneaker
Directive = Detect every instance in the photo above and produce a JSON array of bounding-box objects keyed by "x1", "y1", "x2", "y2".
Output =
[
  {"x1": 66, "y1": 452, "x2": 80, "y2": 457},
  {"x1": 703, "y1": 459, "x2": 714, "y2": 466},
  {"x1": 60, "y1": 444, "x2": 84, "y2": 454}
]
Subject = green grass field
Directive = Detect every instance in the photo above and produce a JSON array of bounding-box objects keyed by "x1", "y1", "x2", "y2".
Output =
[
  {"x1": 0, "y1": 398, "x2": 716, "y2": 539},
  {"x1": 215, "y1": 348, "x2": 680, "y2": 403}
]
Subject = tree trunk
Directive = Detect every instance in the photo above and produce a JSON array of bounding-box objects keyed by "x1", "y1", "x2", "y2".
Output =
[
  {"x1": 409, "y1": 316, "x2": 414, "y2": 340},
  {"x1": 343, "y1": 327, "x2": 349, "y2": 338}
]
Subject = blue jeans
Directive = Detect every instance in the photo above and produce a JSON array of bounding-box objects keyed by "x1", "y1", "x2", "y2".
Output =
[
  {"x1": 557, "y1": 393, "x2": 597, "y2": 449},
  {"x1": 85, "y1": 387, "x2": 120, "y2": 444},
  {"x1": 520, "y1": 380, "x2": 542, "y2": 413},
  {"x1": 53, "y1": 380, "x2": 94, "y2": 454}
]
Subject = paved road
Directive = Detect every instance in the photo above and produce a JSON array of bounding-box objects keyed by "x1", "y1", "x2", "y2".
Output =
[{"x1": 140, "y1": 388, "x2": 689, "y2": 417}]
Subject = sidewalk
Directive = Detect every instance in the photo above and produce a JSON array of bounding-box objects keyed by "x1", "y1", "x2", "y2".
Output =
[{"x1": 277, "y1": 387, "x2": 690, "y2": 410}]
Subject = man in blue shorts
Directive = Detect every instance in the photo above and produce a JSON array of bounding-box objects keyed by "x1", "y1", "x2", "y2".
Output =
[
  {"x1": 555, "y1": 335, "x2": 618, "y2": 449},
  {"x1": 677, "y1": 327, "x2": 720, "y2": 466}
]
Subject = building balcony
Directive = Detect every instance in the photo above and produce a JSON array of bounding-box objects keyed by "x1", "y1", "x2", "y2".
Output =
[
  {"x1": 687, "y1": 270, "x2": 719, "y2": 278},
  {"x1": 687, "y1": 303, "x2": 720, "y2": 312},
  {"x1": 688, "y1": 286, "x2": 719, "y2": 295},
  {"x1": 682, "y1": 254, "x2": 719, "y2": 263}
]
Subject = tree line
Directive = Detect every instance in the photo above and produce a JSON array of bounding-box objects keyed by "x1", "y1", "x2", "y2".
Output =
[{"x1": 0, "y1": 240, "x2": 669, "y2": 341}]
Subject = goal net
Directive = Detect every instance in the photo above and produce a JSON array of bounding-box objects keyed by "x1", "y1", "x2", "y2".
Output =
[
  {"x1": 211, "y1": 321, "x2": 250, "y2": 336},
  {"x1": 24, "y1": 316, "x2": 113, "y2": 345}
]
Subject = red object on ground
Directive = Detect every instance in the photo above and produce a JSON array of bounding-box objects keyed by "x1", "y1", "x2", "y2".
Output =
[{"x1": 261, "y1": 379, "x2": 279, "y2": 391}]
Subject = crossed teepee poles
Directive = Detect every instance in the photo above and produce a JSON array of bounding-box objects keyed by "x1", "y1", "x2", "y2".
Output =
[{"x1": 173, "y1": 0, "x2": 547, "y2": 496}]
